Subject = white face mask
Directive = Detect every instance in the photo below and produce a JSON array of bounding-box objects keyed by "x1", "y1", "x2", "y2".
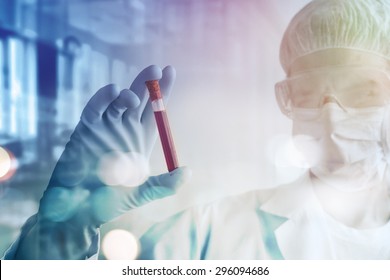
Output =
[{"x1": 292, "y1": 103, "x2": 390, "y2": 192}]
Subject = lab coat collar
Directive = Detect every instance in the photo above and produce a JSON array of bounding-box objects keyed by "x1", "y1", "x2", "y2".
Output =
[
  {"x1": 258, "y1": 172, "x2": 335, "y2": 259},
  {"x1": 259, "y1": 172, "x2": 313, "y2": 218}
]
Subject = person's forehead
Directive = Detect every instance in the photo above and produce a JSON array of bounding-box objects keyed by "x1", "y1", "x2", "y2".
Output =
[{"x1": 288, "y1": 49, "x2": 390, "y2": 77}]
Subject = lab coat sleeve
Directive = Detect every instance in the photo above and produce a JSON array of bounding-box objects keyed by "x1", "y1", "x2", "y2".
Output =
[{"x1": 1, "y1": 214, "x2": 100, "y2": 260}]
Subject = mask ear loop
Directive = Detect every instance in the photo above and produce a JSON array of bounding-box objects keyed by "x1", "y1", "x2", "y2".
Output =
[{"x1": 380, "y1": 106, "x2": 390, "y2": 194}]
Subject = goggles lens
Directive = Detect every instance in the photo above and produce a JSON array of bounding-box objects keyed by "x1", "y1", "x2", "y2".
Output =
[{"x1": 275, "y1": 67, "x2": 390, "y2": 116}]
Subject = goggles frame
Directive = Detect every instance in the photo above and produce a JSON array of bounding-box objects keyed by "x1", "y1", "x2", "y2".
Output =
[{"x1": 275, "y1": 66, "x2": 390, "y2": 118}]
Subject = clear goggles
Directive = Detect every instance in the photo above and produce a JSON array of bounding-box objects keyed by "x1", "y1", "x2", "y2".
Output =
[{"x1": 275, "y1": 66, "x2": 390, "y2": 117}]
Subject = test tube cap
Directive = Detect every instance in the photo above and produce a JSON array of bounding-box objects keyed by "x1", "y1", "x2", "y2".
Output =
[{"x1": 145, "y1": 80, "x2": 162, "y2": 101}]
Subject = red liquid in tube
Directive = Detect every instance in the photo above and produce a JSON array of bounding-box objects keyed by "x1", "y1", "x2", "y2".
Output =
[
  {"x1": 154, "y1": 110, "x2": 179, "y2": 172},
  {"x1": 146, "y1": 80, "x2": 179, "y2": 172}
]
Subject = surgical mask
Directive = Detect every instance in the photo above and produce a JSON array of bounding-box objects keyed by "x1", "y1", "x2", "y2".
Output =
[{"x1": 292, "y1": 103, "x2": 390, "y2": 192}]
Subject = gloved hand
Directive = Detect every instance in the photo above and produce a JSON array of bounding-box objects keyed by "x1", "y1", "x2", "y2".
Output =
[
  {"x1": 39, "y1": 65, "x2": 190, "y2": 225},
  {"x1": 12, "y1": 65, "x2": 190, "y2": 260}
]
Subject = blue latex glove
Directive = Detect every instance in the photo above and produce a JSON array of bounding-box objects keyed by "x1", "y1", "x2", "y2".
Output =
[
  {"x1": 39, "y1": 64, "x2": 190, "y2": 225},
  {"x1": 14, "y1": 65, "x2": 190, "y2": 259}
]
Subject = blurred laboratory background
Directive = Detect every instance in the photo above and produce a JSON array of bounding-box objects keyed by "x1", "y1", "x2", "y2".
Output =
[{"x1": 0, "y1": 0, "x2": 311, "y2": 259}]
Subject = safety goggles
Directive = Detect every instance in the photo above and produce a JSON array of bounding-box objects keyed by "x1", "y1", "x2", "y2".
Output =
[{"x1": 275, "y1": 66, "x2": 390, "y2": 117}]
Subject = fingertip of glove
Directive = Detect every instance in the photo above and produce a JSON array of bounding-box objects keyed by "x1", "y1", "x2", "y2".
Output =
[
  {"x1": 102, "y1": 84, "x2": 120, "y2": 98},
  {"x1": 81, "y1": 84, "x2": 121, "y2": 123},
  {"x1": 105, "y1": 83, "x2": 119, "y2": 90},
  {"x1": 118, "y1": 89, "x2": 141, "y2": 109},
  {"x1": 162, "y1": 65, "x2": 176, "y2": 78},
  {"x1": 143, "y1": 65, "x2": 163, "y2": 81}
]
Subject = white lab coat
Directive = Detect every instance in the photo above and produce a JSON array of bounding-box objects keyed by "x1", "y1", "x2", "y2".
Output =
[
  {"x1": 138, "y1": 172, "x2": 390, "y2": 259},
  {"x1": 3, "y1": 172, "x2": 390, "y2": 259}
]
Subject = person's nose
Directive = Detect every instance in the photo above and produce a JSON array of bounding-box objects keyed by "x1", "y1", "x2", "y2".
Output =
[
  {"x1": 321, "y1": 93, "x2": 348, "y2": 111},
  {"x1": 322, "y1": 94, "x2": 339, "y2": 105}
]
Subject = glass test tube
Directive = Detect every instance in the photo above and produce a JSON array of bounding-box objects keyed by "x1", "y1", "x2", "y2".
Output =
[{"x1": 145, "y1": 80, "x2": 179, "y2": 172}]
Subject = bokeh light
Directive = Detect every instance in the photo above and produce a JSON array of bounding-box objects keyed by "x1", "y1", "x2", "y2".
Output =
[
  {"x1": 0, "y1": 147, "x2": 11, "y2": 177},
  {"x1": 0, "y1": 147, "x2": 17, "y2": 181},
  {"x1": 292, "y1": 134, "x2": 321, "y2": 168},
  {"x1": 102, "y1": 229, "x2": 140, "y2": 260},
  {"x1": 97, "y1": 152, "x2": 149, "y2": 187},
  {"x1": 265, "y1": 134, "x2": 310, "y2": 183},
  {"x1": 266, "y1": 134, "x2": 310, "y2": 168}
]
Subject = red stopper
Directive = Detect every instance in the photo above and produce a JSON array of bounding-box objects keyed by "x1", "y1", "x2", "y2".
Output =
[{"x1": 145, "y1": 80, "x2": 162, "y2": 101}]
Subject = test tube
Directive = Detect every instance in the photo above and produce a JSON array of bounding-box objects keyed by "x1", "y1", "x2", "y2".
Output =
[{"x1": 145, "y1": 80, "x2": 179, "y2": 172}]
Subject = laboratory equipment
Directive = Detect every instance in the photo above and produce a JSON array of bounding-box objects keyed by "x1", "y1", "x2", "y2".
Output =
[{"x1": 146, "y1": 80, "x2": 179, "y2": 172}]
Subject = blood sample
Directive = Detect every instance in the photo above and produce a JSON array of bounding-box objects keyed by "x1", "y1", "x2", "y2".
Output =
[{"x1": 145, "y1": 80, "x2": 179, "y2": 172}]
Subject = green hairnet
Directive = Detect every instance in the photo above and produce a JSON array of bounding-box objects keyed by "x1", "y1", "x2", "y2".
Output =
[{"x1": 280, "y1": 0, "x2": 390, "y2": 73}]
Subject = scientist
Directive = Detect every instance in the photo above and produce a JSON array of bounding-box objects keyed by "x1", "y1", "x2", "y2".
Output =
[{"x1": 3, "y1": 0, "x2": 390, "y2": 259}]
